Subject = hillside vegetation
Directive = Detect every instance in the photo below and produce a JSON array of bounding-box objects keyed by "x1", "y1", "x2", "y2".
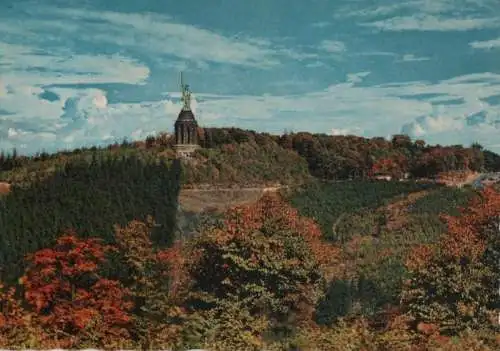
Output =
[
  {"x1": 0, "y1": 128, "x2": 499, "y2": 349},
  {"x1": 0, "y1": 153, "x2": 181, "y2": 283},
  {"x1": 0, "y1": 189, "x2": 498, "y2": 350},
  {"x1": 287, "y1": 179, "x2": 440, "y2": 242},
  {"x1": 2, "y1": 127, "x2": 500, "y2": 188},
  {"x1": 309, "y1": 185, "x2": 481, "y2": 326}
]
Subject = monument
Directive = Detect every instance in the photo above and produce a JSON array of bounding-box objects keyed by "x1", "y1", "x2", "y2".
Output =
[{"x1": 173, "y1": 72, "x2": 200, "y2": 158}]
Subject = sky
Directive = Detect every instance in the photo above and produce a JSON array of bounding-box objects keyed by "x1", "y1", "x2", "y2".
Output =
[{"x1": 1, "y1": 0, "x2": 500, "y2": 155}]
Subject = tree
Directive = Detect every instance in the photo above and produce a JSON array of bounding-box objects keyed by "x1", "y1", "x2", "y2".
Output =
[
  {"x1": 19, "y1": 234, "x2": 134, "y2": 349},
  {"x1": 113, "y1": 218, "x2": 185, "y2": 349},
  {"x1": 174, "y1": 193, "x2": 340, "y2": 348},
  {"x1": 402, "y1": 187, "x2": 500, "y2": 336},
  {"x1": 391, "y1": 134, "x2": 412, "y2": 149}
]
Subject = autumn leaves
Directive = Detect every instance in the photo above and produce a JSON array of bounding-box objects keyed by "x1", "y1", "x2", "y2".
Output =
[{"x1": 1, "y1": 189, "x2": 499, "y2": 349}]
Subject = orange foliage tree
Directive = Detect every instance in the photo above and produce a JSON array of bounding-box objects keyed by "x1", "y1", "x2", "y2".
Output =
[
  {"x1": 402, "y1": 187, "x2": 500, "y2": 338},
  {"x1": 170, "y1": 193, "x2": 340, "y2": 348},
  {"x1": 0, "y1": 282, "x2": 47, "y2": 348},
  {"x1": 19, "y1": 234, "x2": 134, "y2": 349}
]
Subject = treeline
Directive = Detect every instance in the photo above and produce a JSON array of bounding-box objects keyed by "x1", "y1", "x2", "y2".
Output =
[
  {"x1": 190, "y1": 128, "x2": 499, "y2": 180},
  {"x1": 195, "y1": 128, "x2": 496, "y2": 180},
  {"x1": 2, "y1": 128, "x2": 500, "y2": 187},
  {"x1": 0, "y1": 153, "x2": 181, "y2": 283},
  {"x1": 483, "y1": 148, "x2": 500, "y2": 171},
  {"x1": 139, "y1": 128, "x2": 500, "y2": 182},
  {"x1": 279, "y1": 133, "x2": 486, "y2": 179}
]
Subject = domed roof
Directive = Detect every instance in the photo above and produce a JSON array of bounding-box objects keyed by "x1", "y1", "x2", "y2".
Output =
[{"x1": 175, "y1": 109, "x2": 197, "y2": 123}]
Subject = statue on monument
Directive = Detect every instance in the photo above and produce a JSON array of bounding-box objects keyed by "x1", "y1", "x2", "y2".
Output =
[{"x1": 180, "y1": 72, "x2": 192, "y2": 111}]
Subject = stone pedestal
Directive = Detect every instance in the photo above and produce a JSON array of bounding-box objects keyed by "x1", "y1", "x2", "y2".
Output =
[{"x1": 174, "y1": 144, "x2": 200, "y2": 159}]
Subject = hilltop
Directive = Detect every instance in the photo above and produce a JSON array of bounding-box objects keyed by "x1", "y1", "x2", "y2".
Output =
[{"x1": 2, "y1": 127, "x2": 500, "y2": 188}]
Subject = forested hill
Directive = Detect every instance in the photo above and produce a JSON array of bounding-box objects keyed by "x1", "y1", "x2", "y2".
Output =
[
  {"x1": 1, "y1": 128, "x2": 500, "y2": 188},
  {"x1": 0, "y1": 128, "x2": 500, "y2": 349},
  {"x1": 0, "y1": 127, "x2": 498, "y2": 283}
]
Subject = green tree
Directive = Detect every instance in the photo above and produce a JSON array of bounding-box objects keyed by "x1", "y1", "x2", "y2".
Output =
[{"x1": 176, "y1": 194, "x2": 338, "y2": 348}]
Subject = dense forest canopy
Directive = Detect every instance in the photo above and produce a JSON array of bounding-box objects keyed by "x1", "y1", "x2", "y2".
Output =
[{"x1": 0, "y1": 154, "x2": 181, "y2": 283}]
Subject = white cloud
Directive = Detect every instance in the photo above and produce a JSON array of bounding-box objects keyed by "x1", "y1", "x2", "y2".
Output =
[
  {"x1": 0, "y1": 40, "x2": 150, "y2": 137},
  {"x1": 401, "y1": 117, "x2": 500, "y2": 150},
  {"x1": 0, "y1": 91, "x2": 181, "y2": 153},
  {"x1": 305, "y1": 61, "x2": 327, "y2": 68},
  {"x1": 398, "y1": 54, "x2": 431, "y2": 62},
  {"x1": 331, "y1": 127, "x2": 362, "y2": 136},
  {"x1": 469, "y1": 37, "x2": 500, "y2": 49},
  {"x1": 342, "y1": 0, "x2": 457, "y2": 18},
  {"x1": 0, "y1": 39, "x2": 152, "y2": 155},
  {"x1": 27, "y1": 8, "x2": 290, "y2": 68},
  {"x1": 311, "y1": 21, "x2": 331, "y2": 28},
  {"x1": 336, "y1": 0, "x2": 495, "y2": 20},
  {"x1": 346, "y1": 71, "x2": 371, "y2": 84},
  {"x1": 334, "y1": 0, "x2": 499, "y2": 32},
  {"x1": 0, "y1": 43, "x2": 150, "y2": 86},
  {"x1": 334, "y1": 2, "x2": 417, "y2": 19},
  {"x1": 277, "y1": 48, "x2": 319, "y2": 61},
  {"x1": 363, "y1": 14, "x2": 500, "y2": 31},
  {"x1": 402, "y1": 114, "x2": 464, "y2": 136},
  {"x1": 92, "y1": 93, "x2": 108, "y2": 109},
  {"x1": 319, "y1": 40, "x2": 346, "y2": 53},
  {"x1": 399, "y1": 92, "x2": 500, "y2": 150}
]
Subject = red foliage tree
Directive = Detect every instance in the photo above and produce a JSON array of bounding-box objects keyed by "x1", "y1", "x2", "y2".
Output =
[{"x1": 19, "y1": 233, "x2": 134, "y2": 348}]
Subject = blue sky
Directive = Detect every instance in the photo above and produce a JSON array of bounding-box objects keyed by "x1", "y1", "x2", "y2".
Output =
[{"x1": 1, "y1": 0, "x2": 500, "y2": 155}]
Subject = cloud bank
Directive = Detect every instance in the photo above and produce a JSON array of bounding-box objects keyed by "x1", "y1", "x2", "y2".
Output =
[{"x1": 0, "y1": 1, "x2": 499, "y2": 155}]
